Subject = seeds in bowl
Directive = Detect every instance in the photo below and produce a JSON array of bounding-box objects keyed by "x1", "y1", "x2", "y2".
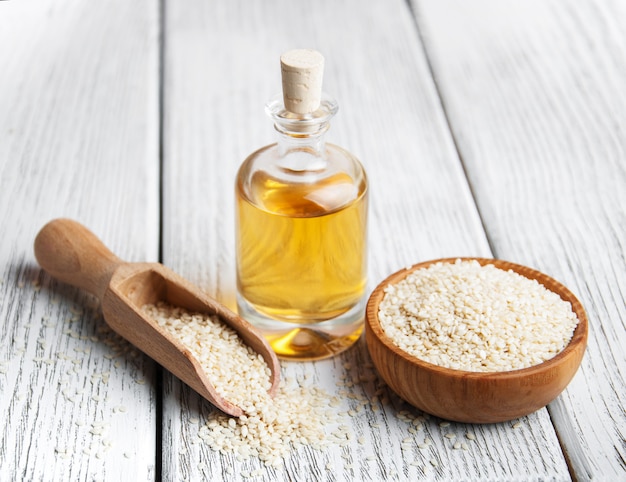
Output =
[
  {"x1": 377, "y1": 259, "x2": 579, "y2": 372},
  {"x1": 143, "y1": 302, "x2": 340, "y2": 466}
]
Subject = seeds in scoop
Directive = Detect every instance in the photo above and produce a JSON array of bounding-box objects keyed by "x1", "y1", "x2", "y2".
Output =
[
  {"x1": 378, "y1": 260, "x2": 578, "y2": 372},
  {"x1": 143, "y1": 302, "x2": 271, "y2": 412}
]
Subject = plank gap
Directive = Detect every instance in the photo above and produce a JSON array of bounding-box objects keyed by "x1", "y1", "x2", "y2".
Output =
[{"x1": 157, "y1": 0, "x2": 166, "y2": 480}]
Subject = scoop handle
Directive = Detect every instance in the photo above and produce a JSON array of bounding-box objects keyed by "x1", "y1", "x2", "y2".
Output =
[{"x1": 34, "y1": 218, "x2": 123, "y2": 300}]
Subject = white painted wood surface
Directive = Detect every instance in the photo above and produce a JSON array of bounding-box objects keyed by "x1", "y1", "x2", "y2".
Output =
[
  {"x1": 0, "y1": 1, "x2": 160, "y2": 481},
  {"x1": 412, "y1": 0, "x2": 626, "y2": 479},
  {"x1": 1, "y1": 0, "x2": 624, "y2": 481}
]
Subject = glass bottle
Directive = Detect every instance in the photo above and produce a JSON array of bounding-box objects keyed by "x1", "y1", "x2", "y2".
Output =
[{"x1": 235, "y1": 49, "x2": 368, "y2": 361}]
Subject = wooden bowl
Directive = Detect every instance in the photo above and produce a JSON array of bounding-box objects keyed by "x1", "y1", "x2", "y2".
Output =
[{"x1": 365, "y1": 258, "x2": 588, "y2": 423}]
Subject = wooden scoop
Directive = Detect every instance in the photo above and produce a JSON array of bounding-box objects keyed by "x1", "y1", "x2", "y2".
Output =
[{"x1": 34, "y1": 218, "x2": 280, "y2": 417}]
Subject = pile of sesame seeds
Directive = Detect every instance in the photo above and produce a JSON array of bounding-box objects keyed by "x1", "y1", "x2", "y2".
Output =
[
  {"x1": 143, "y1": 302, "x2": 344, "y2": 467},
  {"x1": 196, "y1": 381, "x2": 342, "y2": 467},
  {"x1": 378, "y1": 259, "x2": 579, "y2": 372},
  {"x1": 143, "y1": 302, "x2": 272, "y2": 413}
]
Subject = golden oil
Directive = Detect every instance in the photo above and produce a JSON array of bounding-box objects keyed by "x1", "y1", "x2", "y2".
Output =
[{"x1": 236, "y1": 162, "x2": 367, "y2": 321}]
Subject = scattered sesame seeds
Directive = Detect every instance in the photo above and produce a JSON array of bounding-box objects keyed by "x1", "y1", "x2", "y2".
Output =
[{"x1": 143, "y1": 302, "x2": 346, "y2": 466}]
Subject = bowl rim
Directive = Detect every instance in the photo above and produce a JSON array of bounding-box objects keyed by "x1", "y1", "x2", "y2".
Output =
[{"x1": 366, "y1": 257, "x2": 589, "y2": 380}]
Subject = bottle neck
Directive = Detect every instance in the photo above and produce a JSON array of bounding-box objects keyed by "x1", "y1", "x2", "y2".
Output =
[
  {"x1": 266, "y1": 93, "x2": 338, "y2": 170},
  {"x1": 274, "y1": 121, "x2": 329, "y2": 158}
]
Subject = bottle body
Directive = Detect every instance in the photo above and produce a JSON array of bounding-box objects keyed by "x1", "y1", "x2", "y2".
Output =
[{"x1": 235, "y1": 141, "x2": 368, "y2": 360}]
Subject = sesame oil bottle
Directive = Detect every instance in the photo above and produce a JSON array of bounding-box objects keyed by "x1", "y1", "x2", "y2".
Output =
[{"x1": 235, "y1": 49, "x2": 368, "y2": 361}]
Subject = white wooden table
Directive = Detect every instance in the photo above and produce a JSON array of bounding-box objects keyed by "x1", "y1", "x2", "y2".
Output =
[{"x1": 1, "y1": 1, "x2": 625, "y2": 480}]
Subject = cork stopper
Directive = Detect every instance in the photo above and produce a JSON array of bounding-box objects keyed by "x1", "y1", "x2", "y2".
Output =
[{"x1": 280, "y1": 49, "x2": 324, "y2": 115}]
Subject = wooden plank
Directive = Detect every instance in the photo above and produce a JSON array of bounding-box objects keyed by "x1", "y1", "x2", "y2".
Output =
[
  {"x1": 411, "y1": 0, "x2": 626, "y2": 479},
  {"x1": 0, "y1": 1, "x2": 160, "y2": 480},
  {"x1": 162, "y1": 0, "x2": 572, "y2": 479}
]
